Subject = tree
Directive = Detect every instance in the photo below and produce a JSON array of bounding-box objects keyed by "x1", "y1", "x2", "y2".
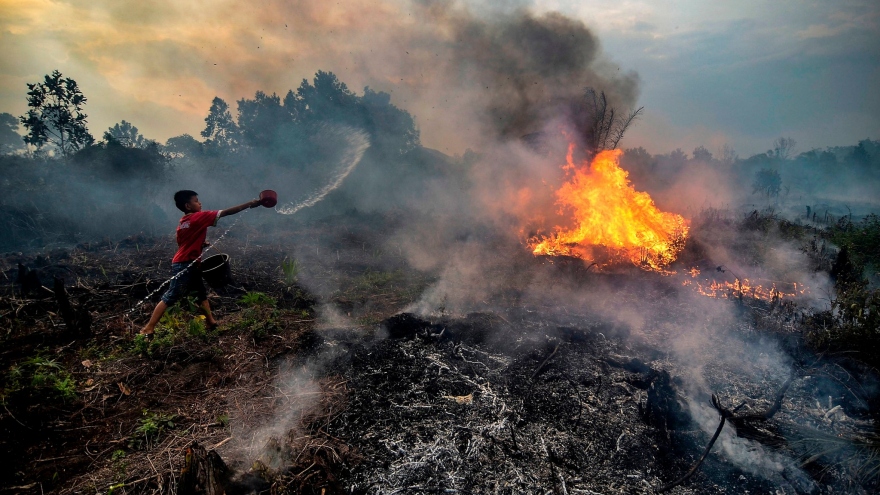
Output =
[
  {"x1": 361, "y1": 86, "x2": 419, "y2": 156},
  {"x1": 163, "y1": 134, "x2": 203, "y2": 159},
  {"x1": 236, "y1": 91, "x2": 289, "y2": 148},
  {"x1": 201, "y1": 97, "x2": 240, "y2": 153},
  {"x1": 718, "y1": 144, "x2": 738, "y2": 167},
  {"x1": 752, "y1": 168, "x2": 782, "y2": 198},
  {"x1": 772, "y1": 137, "x2": 796, "y2": 160},
  {"x1": 692, "y1": 146, "x2": 713, "y2": 162},
  {"x1": 104, "y1": 120, "x2": 151, "y2": 148},
  {"x1": 296, "y1": 71, "x2": 358, "y2": 124},
  {"x1": 0, "y1": 113, "x2": 25, "y2": 154},
  {"x1": 581, "y1": 88, "x2": 643, "y2": 156},
  {"x1": 848, "y1": 140, "x2": 871, "y2": 167},
  {"x1": 19, "y1": 70, "x2": 94, "y2": 157}
]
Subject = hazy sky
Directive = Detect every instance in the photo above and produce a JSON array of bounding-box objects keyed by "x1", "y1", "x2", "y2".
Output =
[{"x1": 1, "y1": 0, "x2": 877, "y2": 157}]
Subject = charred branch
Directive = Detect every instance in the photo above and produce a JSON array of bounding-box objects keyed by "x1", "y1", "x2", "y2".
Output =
[
  {"x1": 657, "y1": 377, "x2": 795, "y2": 492},
  {"x1": 582, "y1": 88, "x2": 644, "y2": 156},
  {"x1": 178, "y1": 441, "x2": 231, "y2": 495},
  {"x1": 656, "y1": 395, "x2": 731, "y2": 493},
  {"x1": 53, "y1": 276, "x2": 91, "y2": 336}
]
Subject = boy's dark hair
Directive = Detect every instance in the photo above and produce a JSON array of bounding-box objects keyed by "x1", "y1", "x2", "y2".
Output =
[{"x1": 174, "y1": 190, "x2": 198, "y2": 212}]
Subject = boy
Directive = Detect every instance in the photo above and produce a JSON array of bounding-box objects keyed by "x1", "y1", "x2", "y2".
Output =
[{"x1": 140, "y1": 190, "x2": 262, "y2": 336}]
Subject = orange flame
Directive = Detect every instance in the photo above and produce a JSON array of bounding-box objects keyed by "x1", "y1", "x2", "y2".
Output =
[
  {"x1": 528, "y1": 147, "x2": 689, "y2": 270},
  {"x1": 681, "y1": 273, "x2": 810, "y2": 302}
]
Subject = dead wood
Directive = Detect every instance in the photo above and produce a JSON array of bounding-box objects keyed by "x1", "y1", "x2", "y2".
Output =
[
  {"x1": 53, "y1": 276, "x2": 91, "y2": 336},
  {"x1": 656, "y1": 394, "x2": 731, "y2": 493},
  {"x1": 178, "y1": 441, "x2": 230, "y2": 495},
  {"x1": 657, "y1": 376, "x2": 794, "y2": 493},
  {"x1": 17, "y1": 263, "x2": 51, "y2": 297}
]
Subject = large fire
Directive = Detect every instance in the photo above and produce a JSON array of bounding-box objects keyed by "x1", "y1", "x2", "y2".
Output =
[{"x1": 528, "y1": 147, "x2": 689, "y2": 270}]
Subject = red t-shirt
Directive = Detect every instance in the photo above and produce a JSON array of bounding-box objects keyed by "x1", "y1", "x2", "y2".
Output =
[{"x1": 172, "y1": 210, "x2": 221, "y2": 263}]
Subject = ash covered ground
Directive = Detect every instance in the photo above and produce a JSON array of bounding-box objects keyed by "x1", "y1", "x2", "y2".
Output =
[{"x1": 1, "y1": 210, "x2": 877, "y2": 495}]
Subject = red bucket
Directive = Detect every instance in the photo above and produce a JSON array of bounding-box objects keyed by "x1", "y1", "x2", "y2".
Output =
[{"x1": 259, "y1": 190, "x2": 277, "y2": 208}]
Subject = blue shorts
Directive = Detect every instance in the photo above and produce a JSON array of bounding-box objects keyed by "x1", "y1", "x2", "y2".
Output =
[{"x1": 160, "y1": 261, "x2": 208, "y2": 306}]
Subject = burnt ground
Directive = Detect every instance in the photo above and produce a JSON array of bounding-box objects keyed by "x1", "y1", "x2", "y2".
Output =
[{"x1": 1, "y1": 213, "x2": 878, "y2": 494}]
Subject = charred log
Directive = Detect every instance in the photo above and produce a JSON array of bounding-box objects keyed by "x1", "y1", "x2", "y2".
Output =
[
  {"x1": 178, "y1": 441, "x2": 230, "y2": 495},
  {"x1": 17, "y1": 263, "x2": 51, "y2": 297},
  {"x1": 53, "y1": 277, "x2": 91, "y2": 337}
]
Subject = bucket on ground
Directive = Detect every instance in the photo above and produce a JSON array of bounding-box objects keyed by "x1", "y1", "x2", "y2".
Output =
[
  {"x1": 201, "y1": 254, "x2": 234, "y2": 289},
  {"x1": 259, "y1": 190, "x2": 277, "y2": 208}
]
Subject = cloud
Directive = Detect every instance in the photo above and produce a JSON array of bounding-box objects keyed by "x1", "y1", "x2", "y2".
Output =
[{"x1": 0, "y1": 0, "x2": 639, "y2": 152}]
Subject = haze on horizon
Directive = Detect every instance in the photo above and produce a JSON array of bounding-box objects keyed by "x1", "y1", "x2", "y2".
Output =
[{"x1": 1, "y1": 0, "x2": 877, "y2": 157}]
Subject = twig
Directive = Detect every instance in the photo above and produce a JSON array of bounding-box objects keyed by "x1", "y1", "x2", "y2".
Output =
[
  {"x1": 531, "y1": 343, "x2": 560, "y2": 380},
  {"x1": 656, "y1": 395, "x2": 730, "y2": 492}
]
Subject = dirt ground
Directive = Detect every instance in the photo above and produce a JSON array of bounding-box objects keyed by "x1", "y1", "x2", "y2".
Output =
[{"x1": 1, "y1": 213, "x2": 877, "y2": 494}]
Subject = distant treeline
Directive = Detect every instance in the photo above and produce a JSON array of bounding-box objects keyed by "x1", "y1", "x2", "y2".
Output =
[
  {"x1": 620, "y1": 138, "x2": 880, "y2": 209},
  {"x1": 0, "y1": 69, "x2": 878, "y2": 252},
  {"x1": 0, "y1": 70, "x2": 452, "y2": 252}
]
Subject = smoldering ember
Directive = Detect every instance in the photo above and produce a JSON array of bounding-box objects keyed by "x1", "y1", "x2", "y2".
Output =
[{"x1": 1, "y1": 7, "x2": 880, "y2": 495}]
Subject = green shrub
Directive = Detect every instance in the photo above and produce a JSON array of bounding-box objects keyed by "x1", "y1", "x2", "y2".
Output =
[
  {"x1": 828, "y1": 214, "x2": 880, "y2": 272},
  {"x1": 806, "y1": 281, "x2": 880, "y2": 368},
  {"x1": 187, "y1": 315, "x2": 207, "y2": 338},
  {"x1": 3, "y1": 355, "x2": 77, "y2": 402},
  {"x1": 239, "y1": 291, "x2": 277, "y2": 307},
  {"x1": 129, "y1": 410, "x2": 177, "y2": 449}
]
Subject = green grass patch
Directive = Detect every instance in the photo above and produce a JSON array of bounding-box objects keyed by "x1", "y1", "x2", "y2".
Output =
[
  {"x1": 281, "y1": 257, "x2": 299, "y2": 285},
  {"x1": 2, "y1": 354, "x2": 77, "y2": 402},
  {"x1": 239, "y1": 291, "x2": 277, "y2": 307}
]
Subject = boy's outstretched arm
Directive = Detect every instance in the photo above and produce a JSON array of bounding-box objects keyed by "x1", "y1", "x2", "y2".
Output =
[{"x1": 219, "y1": 199, "x2": 262, "y2": 217}]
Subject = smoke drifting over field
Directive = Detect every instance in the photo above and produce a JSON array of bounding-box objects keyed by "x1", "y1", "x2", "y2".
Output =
[{"x1": 3, "y1": 3, "x2": 878, "y2": 492}]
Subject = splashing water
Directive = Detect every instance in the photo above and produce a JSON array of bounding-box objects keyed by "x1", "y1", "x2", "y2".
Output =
[
  {"x1": 122, "y1": 126, "x2": 369, "y2": 317},
  {"x1": 277, "y1": 127, "x2": 371, "y2": 215}
]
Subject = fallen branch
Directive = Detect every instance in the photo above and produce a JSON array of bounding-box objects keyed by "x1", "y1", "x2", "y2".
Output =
[
  {"x1": 657, "y1": 375, "x2": 794, "y2": 492},
  {"x1": 656, "y1": 394, "x2": 731, "y2": 492}
]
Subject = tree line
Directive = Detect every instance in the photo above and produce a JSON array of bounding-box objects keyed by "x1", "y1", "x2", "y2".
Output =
[{"x1": 0, "y1": 69, "x2": 422, "y2": 251}]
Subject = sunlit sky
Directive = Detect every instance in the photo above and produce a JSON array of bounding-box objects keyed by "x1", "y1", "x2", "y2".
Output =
[{"x1": 1, "y1": 0, "x2": 878, "y2": 156}]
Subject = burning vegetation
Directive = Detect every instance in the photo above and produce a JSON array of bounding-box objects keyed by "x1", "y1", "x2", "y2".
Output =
[{"x1": 528, "y1": 147, "x2": 689, "y2": 271}]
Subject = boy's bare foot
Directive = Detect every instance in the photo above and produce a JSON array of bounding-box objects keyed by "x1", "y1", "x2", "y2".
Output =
[{"x1": 206, "y1": 320, "x2": 219, "y2": 330}]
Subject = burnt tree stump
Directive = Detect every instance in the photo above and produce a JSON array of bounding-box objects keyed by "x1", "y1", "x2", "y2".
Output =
[
  {"x1": 18, "y1": 263, "x2": 51, "y2": 297},
  {"x1": 53, "y1": 277, "x2": 91, "y2": 337},
  {"x1": 178, "y1": 442, "x2": 230, "y2": 495}
]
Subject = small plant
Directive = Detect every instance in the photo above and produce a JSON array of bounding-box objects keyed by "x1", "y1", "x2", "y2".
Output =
[
  {"x1": 281, "y1": 257, "x2": 299, "y2": 285},
  {"x1": 129, "y1": 410, "x2": 177, "y2": 449},
  {"x1": 3, "y1": 355, "x2": 77, "y2": 402},
  {"x1": 110, "y1": 450, "x2": 128, "y2": 480},
  {"x1": 240, "y1": 291, "x2": 277, "y2": 307},
  {"x1": 131, "y1": 326, "x2": 176, "y2": 357},
  {"x1": 187, "y1": 315, "x2": 207, "y2": 338},
  {"x1": 217, "y1": 413, "x2": 230, "y2": 427},
  {"x1": 159, "y1": 306, "x2": 186, "y2": 332}
]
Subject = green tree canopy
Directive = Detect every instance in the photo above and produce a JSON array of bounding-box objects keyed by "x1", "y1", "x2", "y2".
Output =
[
  {"x1": 201, "y1": 97, "x2": 240, "y2": 154},
  {"x1": 19, "y1": 70, "x2": 94, "y2": 157},
  {"x1": 104, "y1": 120, "x2": 152, "y2": 148},
  {"x1": 163, "y1": 134, "x2": 203, "y2": 159}
]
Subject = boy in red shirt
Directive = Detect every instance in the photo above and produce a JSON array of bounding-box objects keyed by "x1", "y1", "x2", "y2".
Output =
[{"x1": 140, "y1": 190, "x2": 262, "y2": 336}]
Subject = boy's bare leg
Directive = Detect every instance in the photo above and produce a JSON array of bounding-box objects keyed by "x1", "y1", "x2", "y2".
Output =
[
  {"x1": 199, "y1": 300, "x2": 218, "y2": 328},
  {"x1": 141, "y1": 301, "x2": 168, "y2": 335}
]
